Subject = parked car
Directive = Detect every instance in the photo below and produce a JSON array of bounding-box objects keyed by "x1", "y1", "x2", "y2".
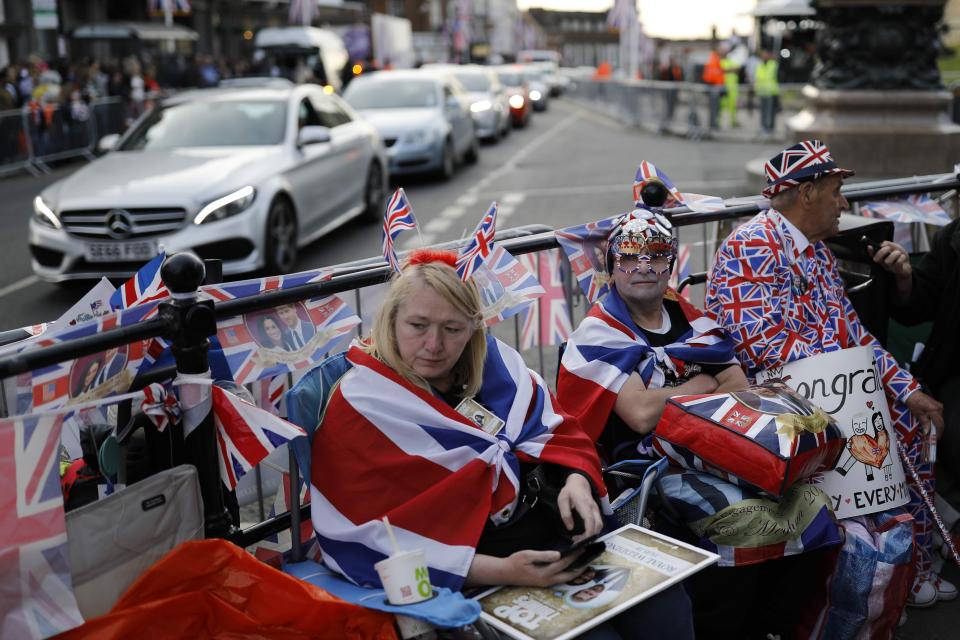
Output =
[
  {"x1": 343, "y1": 69, "x2": 479, "y2": 180},
  {"x1": 522, "y1": 67, "x2": 550, "y2": 112},
  {"x1": 29, "y1": 84, "x2": 388, "y2": 281},
  {"x1": 494, "y1": 66, "x2": 532, "y2": 128},
  {"x1": 422, "y1": 64, "x2": 510, "y2": 143}
]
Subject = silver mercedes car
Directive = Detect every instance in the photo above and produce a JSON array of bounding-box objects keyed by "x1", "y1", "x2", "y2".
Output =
[{"x1": 29, "y1": 82, "x2": 388, "y2": 281}]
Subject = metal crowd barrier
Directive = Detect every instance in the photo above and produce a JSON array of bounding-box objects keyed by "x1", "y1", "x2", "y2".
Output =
[
  {"x1": 0, "y1": 97, "x2": 128, "y2": 177},
  {"x1": 0, "y1": 171, "x2": 957, "y2": 547},
  {"x1": 565, "y1": 77, "x2": 803, "y2": 140}
]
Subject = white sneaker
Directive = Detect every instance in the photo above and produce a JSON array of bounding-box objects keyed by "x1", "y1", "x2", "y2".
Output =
[
  {"x1": 907, "y1": 578, "x2": 937, "y2": 608},
  {"x1": 934, "y1": 574, "x2": 958, "y2": 602}
]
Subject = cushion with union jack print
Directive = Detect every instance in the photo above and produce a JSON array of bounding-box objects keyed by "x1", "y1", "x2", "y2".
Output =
[{"x1": 653, "y1": 383, "x2": 846, "y2": 498}]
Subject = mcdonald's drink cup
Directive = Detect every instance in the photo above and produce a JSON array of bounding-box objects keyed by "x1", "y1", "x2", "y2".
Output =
[{"x1": 374, "y1": 549, "x2": 433, "y2": 605}]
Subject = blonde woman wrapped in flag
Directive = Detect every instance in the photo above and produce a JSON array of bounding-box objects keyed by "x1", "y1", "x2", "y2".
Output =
[{"x1": 310, "y1": 248, "x2": 694, "y2": 640}]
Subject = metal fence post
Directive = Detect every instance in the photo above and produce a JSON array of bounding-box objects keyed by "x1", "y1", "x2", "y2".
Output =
[{"x1": 159, "y1": 252, "x2": 233, "y2": 538}]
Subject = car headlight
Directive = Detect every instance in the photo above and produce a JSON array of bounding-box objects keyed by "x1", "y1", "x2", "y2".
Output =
[
  {"x1": 509, "y1": 94, "x2": 525, "y2": 109},
  {"x1": 33, "y1": 195, "x2": 61, "y2": 229},
  {"x1": 529, "y1": 90, "x2": 542, "y2": 101},
  {"x1": 402, "y1": 129, "x2": 436, "y2": 145},
  {"x1": 470, "y1": 100, "x2": 492, "y2": 113},
  {"x1": 193, "y1": 186, "x2": 257, "y2": 225}
]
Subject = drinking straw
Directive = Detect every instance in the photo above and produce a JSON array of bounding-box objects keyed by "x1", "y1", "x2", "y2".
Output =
[{"x1": 382, "y1": 516, "x2": 401, "y2": 555}]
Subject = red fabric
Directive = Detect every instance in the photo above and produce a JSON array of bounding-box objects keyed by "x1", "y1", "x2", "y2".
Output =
[{"x1": 53, "y1": 540, "x2": 397, "y2": 640}]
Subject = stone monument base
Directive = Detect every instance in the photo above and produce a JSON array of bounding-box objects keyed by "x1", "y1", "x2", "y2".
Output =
[{"x1": 788, "y1": 85, "x2": 960, "y2": 177}]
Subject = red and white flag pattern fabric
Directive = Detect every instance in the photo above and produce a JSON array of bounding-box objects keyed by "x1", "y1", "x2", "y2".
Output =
[
  {"x1": 310, "y1": 336, "x2": 606, "y2": 592},
  {"x1": 555, "y1": 215, "x2": 620, "y2": 304},
  {"x1": 0, "y1": 413, "x2": 84, "y2": 639},
  {"x1": 109, "y1": 252, "x2": 167, "y2": 313},
  {"x1": 382, "y1": 188, "x2": 418, "y2": 272},
  {"x1": 518, "y1": 250, "x2": 572, "y2": 350},
  {"x1": 212, "y1": 385, "x2": 306, "y2": 490}
]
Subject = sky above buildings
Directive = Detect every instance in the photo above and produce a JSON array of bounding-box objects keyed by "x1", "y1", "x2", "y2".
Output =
[{"x1": 516, "y1": 0, "x2": 758, "y2": 40}]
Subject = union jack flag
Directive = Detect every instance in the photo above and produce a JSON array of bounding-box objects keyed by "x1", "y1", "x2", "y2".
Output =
[
  {"x1": 209, "y1": 274, "x2": 359, "y2": 385},
  {"x1": 109, "y1": 252, "x2": 167, "y2": 312},
  {"x1": 213, "y1": 385, "x2": 306, "y2": 490},
  {"x1": 859, "y1": 193, "x2": 951, "y2": 252},
  {"x1": 456, "y1": 202, "x2": 498, "y2": 281},
  {"x1": 634, "y1": 160, "x2": 684, "y2": 209},
  {"x1": 382, "y1": 188, "x2": 418, "y2": 272},
  {"x1": 0, "y1": 413, "x2": 84, "y2": 638},
  {"x1": 473, "y1": 244, "x2": 544, "y2": 326},
  {"x1": 518, "y1": 250, "x2": 571, "y2": 350},
  {"x1": 555, "y1": 215, "x2": 620, "y2": 303}
]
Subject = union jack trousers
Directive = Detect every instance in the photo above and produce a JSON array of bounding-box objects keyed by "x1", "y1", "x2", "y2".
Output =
[{"x1": 706, "y1": 209, "x2": 933, "y2": 590}]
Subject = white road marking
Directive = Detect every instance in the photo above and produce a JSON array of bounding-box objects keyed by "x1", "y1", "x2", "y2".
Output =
[
  {"x1": 402, "y1": 111, "x2": 582, "y2": 249},
  {"x1": 424, "y1": 217, "x2": 453, "y2": 233},
  {"x1": 0, "y1": 275, "x2": 40, "y2": 300}
]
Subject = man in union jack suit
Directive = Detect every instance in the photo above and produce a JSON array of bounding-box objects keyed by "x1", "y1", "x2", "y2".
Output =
[
  {"x1": 558, "y1": 172, "x2": 848, "y2": 638},
  {"x1": 706, "y1": 140, "x2": 951, "y2": 628}
]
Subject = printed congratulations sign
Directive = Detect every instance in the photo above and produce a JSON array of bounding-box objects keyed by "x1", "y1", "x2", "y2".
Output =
[{"x1": 756, "y1": 346, "x2": 909, "y2": 519}]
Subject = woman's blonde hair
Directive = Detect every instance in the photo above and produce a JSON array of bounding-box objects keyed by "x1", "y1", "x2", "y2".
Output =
[{"x1": 365, "y1": 256, "x2": 487, "y2": 397}]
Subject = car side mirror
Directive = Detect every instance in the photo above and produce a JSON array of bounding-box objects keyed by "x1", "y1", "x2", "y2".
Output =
[
  {"x1": 297, "y1": 125, "x2": 331, "y2": 147},
  {"x1": 98, "y1": 133, "x2": 120, "y2": 152}
]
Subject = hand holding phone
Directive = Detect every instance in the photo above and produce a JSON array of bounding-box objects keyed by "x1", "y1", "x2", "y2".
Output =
[{"x1": 860, "y1": 235, "x2": 881, "y2": 253}]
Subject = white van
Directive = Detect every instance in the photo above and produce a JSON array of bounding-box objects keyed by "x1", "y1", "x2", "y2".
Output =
[{"x1": 254, "y1": 27, "x2": 349, "y2": 92}]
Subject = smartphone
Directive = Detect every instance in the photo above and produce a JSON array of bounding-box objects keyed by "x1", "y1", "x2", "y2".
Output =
[
  {"x1": 558, "y1": 533, "x2": 602, "y2": 559},
  {"x1": 566, "y1": 541, "x2": 607, "y2": 570}
]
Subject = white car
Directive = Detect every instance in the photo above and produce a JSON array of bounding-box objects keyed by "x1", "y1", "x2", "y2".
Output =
[{"x1": 29, "y1": 83, "x2": 388, "y2": 281}]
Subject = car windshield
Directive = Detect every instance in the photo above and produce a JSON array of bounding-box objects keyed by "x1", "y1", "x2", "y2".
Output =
[
  {"x1": 344, "y1": 79, "x2": 438, "y2": 109},
  {"x1": 497, "y1": 71, "x2": 523, "y2": 86},
  {"x1": 120, "y1": 100, "x2": 287, "y2": 150},
  {"x1": 454, "y1": 73, "x2": 490, "y2": 92}
]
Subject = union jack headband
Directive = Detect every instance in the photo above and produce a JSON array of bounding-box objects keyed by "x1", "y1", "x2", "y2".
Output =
[{"x1": 762, "y1": 139, "x2": 854, "y2": 199}]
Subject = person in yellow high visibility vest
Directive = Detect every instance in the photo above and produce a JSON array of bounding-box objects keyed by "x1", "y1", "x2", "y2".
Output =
[
  {"x1": 720, "y1": 53, "x2": 740, "y2": 128},
  {"x1": 754, "y1": 50, "x2": 780, "y2": 134}
]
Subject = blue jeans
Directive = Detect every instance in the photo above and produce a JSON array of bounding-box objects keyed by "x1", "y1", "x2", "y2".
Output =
[{"x1": 577, "y1": 584, "x2": 693, "y2": 640}]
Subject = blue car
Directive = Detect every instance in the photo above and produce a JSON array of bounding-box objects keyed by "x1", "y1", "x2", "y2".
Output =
[{"x1": 343, "y1": 70, "x2": 479, "y2": 180}]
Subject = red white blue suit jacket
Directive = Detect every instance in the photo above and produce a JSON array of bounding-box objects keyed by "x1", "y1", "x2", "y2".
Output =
[{"x1": 705, "y1": 210, "x2": 919, "y2": 440}]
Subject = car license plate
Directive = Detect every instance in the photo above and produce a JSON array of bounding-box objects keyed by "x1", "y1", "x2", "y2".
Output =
[{"x1": 84, "y1": 241, "x2": 159, "y2": 263}]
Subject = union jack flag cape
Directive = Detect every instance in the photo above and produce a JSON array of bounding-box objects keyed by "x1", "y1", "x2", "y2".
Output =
[
  {"x1": 557, "y1": 287, "x2": 739, "y2": 440},
  {"x1": 212, "y1": 385, "x2": 306, "y2": 490},
  {"x1": 310, "y1": 336, "x2": 606, "y2": 592},
  {"x1": 0, "y1": 413, "x2": 84, "y2": 638},
  {"x1": 382, "y1": 188, "x2": 418, "y2": 272}
]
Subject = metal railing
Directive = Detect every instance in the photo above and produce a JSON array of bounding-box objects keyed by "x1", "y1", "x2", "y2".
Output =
[
  {"x1": 0, "y1": 97, "x2": 128, "y2": 177},
  {"x1": 0, "y1": 170, "x2": 957, "y2": 550},
  {"x1": 564, "y1": 77, "x2": 805, "y2": 140}
]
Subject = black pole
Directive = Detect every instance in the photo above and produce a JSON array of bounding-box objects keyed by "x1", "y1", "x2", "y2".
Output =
[{"x1": 159, "y1": 253, "x2": 233, "y2": 538}]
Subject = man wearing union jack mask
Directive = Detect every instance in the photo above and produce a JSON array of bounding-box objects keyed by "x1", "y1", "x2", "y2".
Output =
[
  {"x1": 706, "y1": 140, "x2": 951, "y2": 626},
  {"x1": 310, "y1": 248, "x2": 693, "y2": 640}
]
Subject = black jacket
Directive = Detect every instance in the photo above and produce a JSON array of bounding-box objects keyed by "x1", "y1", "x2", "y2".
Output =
[{"x1": 889, "y1": 217, "x2": 960, "y2": 392}]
